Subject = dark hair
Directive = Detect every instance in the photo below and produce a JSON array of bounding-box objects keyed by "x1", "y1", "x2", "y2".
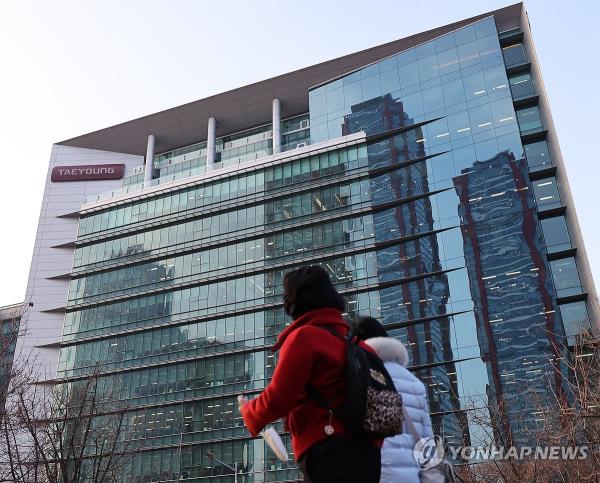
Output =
[
  {"x1": 351, "y1": 316, "x2": 388, "y2": 341},
  {"x1": 283, "y1": 265, "x2": 345, "y2": 319}
]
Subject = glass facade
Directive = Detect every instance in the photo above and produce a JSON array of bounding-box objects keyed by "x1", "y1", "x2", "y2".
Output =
[
  {"x1": 146, "y1": 114, "x2": 312, "y2": 187},
  {"x1": 55, "y1": 15, "x2": 590, "y2": 481},
  {"x1": 524, "y1": 139, "x2": 552, "y2": 169},
  {"x1": 509, "y1": 72, "x2": 534, "y2": 98},
  {"x1": 0, "y1": 306, "x2": 20, "y2": 407},
  {"x1": 559, "y1": 301, "x2": 591, "y2": 345},
  {"x1": 502, "y1": 43, "x2": 526, "y2": 67},
  {"x1": 541, "y1": 216, "x2": 571, "y2": 253}
]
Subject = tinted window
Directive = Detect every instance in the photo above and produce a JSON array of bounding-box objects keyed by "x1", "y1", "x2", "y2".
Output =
[
  {"x1": 533, "y1": 177, "x2": 561, "y2": 210},
  {"x1": 559, "y1": 301, "x2": 591, "y2": 345},
  {"x1": 509, "y1": 72, "x2": 534, "y2": 98},
  {"x1": 524, "y1": 140, "x2": 552, "y2": 169},
  {"x1": 502, "y1": 43, "x2": 526, "y2": 67},
  {"x1": 550, "y1": 257, "x2": 582, "y2": 297},
  {"x1": 541, "y1": 216, "x2": 571, "y2": 253},
  {"x1": 517, "y1": 105, "x2": 543, "y2": 132}
]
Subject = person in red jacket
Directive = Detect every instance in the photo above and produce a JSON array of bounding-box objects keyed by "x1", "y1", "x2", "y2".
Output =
[{"x1": 239, "y1": 265, "x2": 381, "y2": 483}]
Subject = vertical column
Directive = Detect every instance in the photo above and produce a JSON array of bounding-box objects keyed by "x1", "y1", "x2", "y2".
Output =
[
  {"x1": 272, "y1": 98, "x2": 281, "y2": 154},
  {"x1": 144, "y1": 134, "x2": 156, "y2": 185},
  {"x1": 206, "y1": 116, "x2": 216, "y2": 168}
]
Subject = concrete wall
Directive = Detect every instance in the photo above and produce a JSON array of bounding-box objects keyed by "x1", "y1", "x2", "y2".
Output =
[{"x1": 15, "y1": 145, "x2": 143, "y2": 381}]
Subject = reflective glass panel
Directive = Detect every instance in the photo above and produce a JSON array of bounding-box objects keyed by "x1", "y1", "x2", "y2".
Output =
[
  {"x1": 559, "y1": 301, "x2": 591, "y2": 344},
  {"x1": 532, "y1": 177, "x2": 561, "y2": 210},
  {"x1": 309, "y1": 17, "x2": 506, "y2": 144},
  {"x1": 524, "y1": 139, "x2": 552, "y2": 169},
  {"x1": 540, "y1": 216, "x2": 571, "y2": 253},
  {"x1": 550, "y1": 257, "x2": 582, "y2": 297},
  {"x1": 509, "y1": 72, "x2": 534, "y2": 98},
  {"x1": 502, "y1": 43, "x2": 526, "y2": 66},
  {"x1": 516, "y1": 105, "x2": 543, "y2": 132}
]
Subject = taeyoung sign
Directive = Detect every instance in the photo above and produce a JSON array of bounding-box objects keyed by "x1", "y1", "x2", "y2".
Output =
[{"x1": 51, "y1": 164, "x2": 125, "y2": 182}]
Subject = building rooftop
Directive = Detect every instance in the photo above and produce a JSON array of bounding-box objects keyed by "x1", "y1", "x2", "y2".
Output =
[
  {"x1": 0, "y1": 303, "x2": 23, "y2": 320},
  {"x1": 58, "y1": 3, "x2": 522, "y2": 157}
]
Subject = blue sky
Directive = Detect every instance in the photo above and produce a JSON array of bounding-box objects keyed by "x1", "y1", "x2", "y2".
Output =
[{"x1": 1, "y1": 0, "x2": 598, "y2": 306}]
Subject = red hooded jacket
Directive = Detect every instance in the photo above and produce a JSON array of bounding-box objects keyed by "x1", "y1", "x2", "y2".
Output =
[{"x1": 241, "y1": 308, "x2": 354, "y2": 460}]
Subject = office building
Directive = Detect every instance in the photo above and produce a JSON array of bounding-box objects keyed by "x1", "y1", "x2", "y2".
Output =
[
  {"x1": 15, "y1": 3, "x2": 597, "y2": 480},
  {"x1": 0, "y1": 303, "x2": 22, "y2": 407}
]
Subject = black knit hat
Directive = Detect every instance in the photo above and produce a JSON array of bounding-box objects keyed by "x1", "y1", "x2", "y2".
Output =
[
  {"x1": 351, "y1": 316, "x2": 388, "y2": 341},
  {"x1": 283, "y1": 265, "x2": 345, "y2": 319}
]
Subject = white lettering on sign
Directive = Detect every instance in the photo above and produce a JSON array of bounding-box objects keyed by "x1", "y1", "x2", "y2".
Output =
[
  {"x1": 56, "y1": 168, "x2": 116, "y2": 175},
  {"x1": 51, "y1": 164, "x2": 125, "y2": 182}
]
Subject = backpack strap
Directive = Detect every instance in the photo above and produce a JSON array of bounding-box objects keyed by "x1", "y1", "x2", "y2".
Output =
[{"x1": 402, "y1": 406, "x2": 421, "y2": 442}]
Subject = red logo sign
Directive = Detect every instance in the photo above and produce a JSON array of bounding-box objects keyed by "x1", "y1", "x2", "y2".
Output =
[{"x1": 51, "y1": 164, "x2": 125, "y2": 182}]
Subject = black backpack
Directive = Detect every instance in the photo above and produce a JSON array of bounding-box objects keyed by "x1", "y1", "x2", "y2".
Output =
[{"x1": 307, "y1": 327, "x2": 404, "y2": 438}]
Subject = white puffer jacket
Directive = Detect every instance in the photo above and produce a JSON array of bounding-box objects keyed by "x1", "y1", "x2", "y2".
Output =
[{"x1": 365, "y1": 337, "x2": 433, "y2": 483}]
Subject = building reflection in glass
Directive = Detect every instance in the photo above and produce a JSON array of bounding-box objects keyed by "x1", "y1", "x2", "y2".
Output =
[
  {"x1": 453, "y1": 150, "x2": 567, "y2": 446},
  {"x1": 342, "y1": 95, "x2": 467, "y2": 447}
]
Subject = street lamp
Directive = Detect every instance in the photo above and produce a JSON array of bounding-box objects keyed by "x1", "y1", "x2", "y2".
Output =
[{"x1": 206, "y1": 451, "x2": 238, "y2": 483}]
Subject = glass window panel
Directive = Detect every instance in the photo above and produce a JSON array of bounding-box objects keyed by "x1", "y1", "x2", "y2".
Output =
[
  {"x1": 343, "y1": 81, "x2": 363, "y2": 108},
  {"x1": 416, "y1": 41, "x2": 436, "y2": 60},
  {"x1": 360, "y1": 63, "x2": 379, "y2": 79},
  {"x1": 379, "y1": 68, "x2": 401, "y2": 94},
  {"x1": 490, "y1": 97, "x2": 516, "y2": 128},
  {"x1": 475, "y1": 18, "x2": 497, "y2": 39},
  {"x1": 342, "y1": 70, "x2": 361, "y2": 86},
  {"x1": 442, "y1": 78, "x2": 466, "y2": 107},
  {"x1": 463, "y1": 71, "x2": 486, "y2": 99},
  {"x1": 396, "y1": 48, "x2": 417, "y2": 66},
  {"x1": 516, "y1": 105, "x2": 542, "y2": 132},
  {"x1": 430, "y1": 151, "x2": 455, "y2": 182},
  {"x1": 457, "y1": 41, "x2": 480, "y2": 68},
  {"x1": 309, "y1": 93, "x2": 327, "y2": 119},
  {"x1": 532, "y1": 177, "x2": 561, "y2": 210},
  {"x1": 550, "y1": 257, "x2": 582, "y2": 297},
  {"x1": 326, "y1": 87, "x2": 344, "y2": 113},
  {"x1": 362, "y1": 75, "x2": 382, "y2": 100},
  {"x1": 452, "y1": 144, "x2": 476, "y2": 174},
  {"x1": 402, "y1": 91, "x2": 424, "y2": 118},
  {"x1": 435, "y1": 32, "x2": 456, "y2": 53},
  {"x1": 447, "y1": 110, "x2": 471, "y2": 140},
  {"x1": 437, "y1": 48, "x2": 460, "y2": 75},
  {"x1": 399, "y1": 61, "x2": 420, "y2": 88},
  {"x1": 422, "y1": 85, "x2": 444, "y2": 114},
  {"x1": 524, "y1": 140, "x2": 552, "y2": 169},
  {"x1": 417, "y1": 55, "x2": 439, "y2": 82},
  {"x1": 474, "y1": 137, "x2": 499, "y2": 160},
  {"x1": 323, "y1": 79, "x2": 341, "y2": 93},
  {"x1": 469, "y1": 103, "x2": 493, "y2": 133},
  {"x1": 502, "y1": 44, "x2": 526, "y2": 67},
  {"x1": 559, "y1": 301, "x2": 591, "y2": 344},
  {"x1": 541, "y1": 216, "x2": 571, "y2": 253},
  {"x1": 477, "y1": 35, "x2": 500, "y2": 62},
  {"x1": 454, "y1": 25, "x2": 476, "y2": 46},
  {"x1": 484, "y1": 65, "x2": 509, "y2": 95},
  {"x1": 378, "y1": 55, "x2": 398, "y2": 73},
  {"x1": 509, "y1": 72, "x2": 534, "y2": 98}
]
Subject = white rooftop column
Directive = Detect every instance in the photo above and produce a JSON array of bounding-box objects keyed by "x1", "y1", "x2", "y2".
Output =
[
  {"x1": 206, "y1": 116, "x2": 216, "y2": 168},
  {"x1": 144, "y1": 134, "x2": 156, "y2": 185},
  {"x1": 272, "y1": 98, "x2": 281, "y2": 154}
]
